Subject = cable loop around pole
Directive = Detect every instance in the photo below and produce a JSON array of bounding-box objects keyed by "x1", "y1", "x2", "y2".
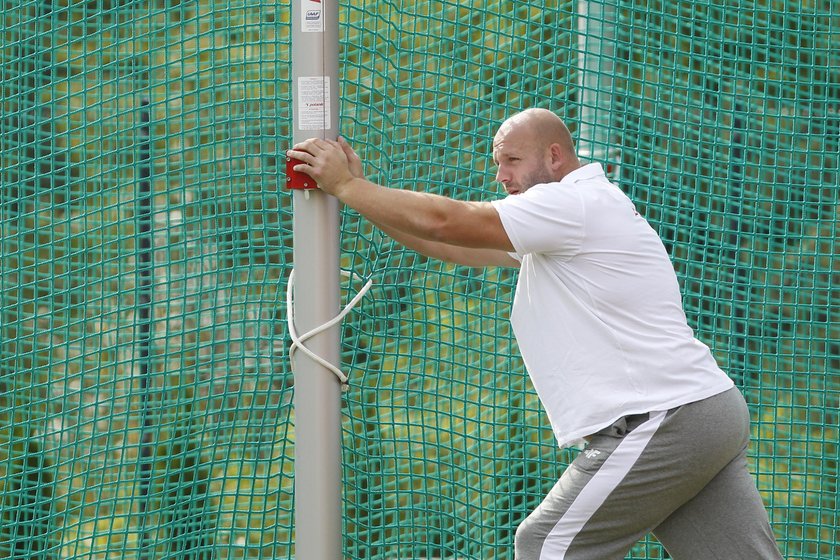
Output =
[{"x1": 286, "y1": 268, "x2": 373, "y2": 389}]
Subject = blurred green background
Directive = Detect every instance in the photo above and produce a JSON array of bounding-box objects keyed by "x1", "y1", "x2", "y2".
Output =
[{"x1": 1, "y1": 1, "x2": 837, "y2": 558}]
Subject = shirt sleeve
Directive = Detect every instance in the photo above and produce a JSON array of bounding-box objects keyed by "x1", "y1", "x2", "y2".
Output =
[{"x1": 490, "y1": 183, "x2": 585, "y2": 258}]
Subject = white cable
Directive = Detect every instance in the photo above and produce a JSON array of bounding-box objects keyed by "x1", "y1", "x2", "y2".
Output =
[{"x1": 286, "y1": 268, "x2": 373, "y2": 387}]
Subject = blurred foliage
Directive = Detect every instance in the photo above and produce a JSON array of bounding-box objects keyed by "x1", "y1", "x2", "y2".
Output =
[{"x1": 0, "y1": 0, "x2": 837, "y2": 559}]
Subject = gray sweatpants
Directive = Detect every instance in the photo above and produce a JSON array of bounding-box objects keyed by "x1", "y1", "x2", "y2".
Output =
[{"x1": 514, "y1": 387, "x2": 783, "y2": 559}]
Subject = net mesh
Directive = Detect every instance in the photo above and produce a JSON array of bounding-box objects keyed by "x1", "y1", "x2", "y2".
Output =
[{"x1": 1, "y1": 1, "x2": 837, "y2": 559}]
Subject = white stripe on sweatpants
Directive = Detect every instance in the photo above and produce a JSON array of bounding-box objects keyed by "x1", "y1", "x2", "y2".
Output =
[{"x1": 540, "y1": 410, "x2": 669, "y2": 559}]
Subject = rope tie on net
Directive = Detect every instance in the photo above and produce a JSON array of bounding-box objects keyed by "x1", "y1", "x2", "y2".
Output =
[{"x1": 286, "y1": 268, "x2": 373, "y2": 388}]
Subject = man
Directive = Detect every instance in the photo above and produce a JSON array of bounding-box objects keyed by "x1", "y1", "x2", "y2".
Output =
[{"x1": 288, "y1": 108, "x2": 783, "y2": 559}]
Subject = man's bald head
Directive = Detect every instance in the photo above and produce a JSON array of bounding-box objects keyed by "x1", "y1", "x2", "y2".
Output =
[
  {"x1": 492, "y1": 109, "x2": 581, "y2": 189},
  {"x1": 496, "y1": 108, "x2": 577, "y2": 156}
]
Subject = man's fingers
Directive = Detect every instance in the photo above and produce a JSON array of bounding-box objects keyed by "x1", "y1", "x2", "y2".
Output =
[
  {"x1": 291, "y1": 138, "x2": 321, "y2": 154},
  {"x1": 336, "y1": 137, "x2": 364, "y2": 179},
  {"x1": 290, "y1": 138, "x2": 339, "y2": 158},
  {"x1": 287, "y1": 138, "x2": 347, "y2": 175},
  {"x1": 286, "y1": 149, "x2": 311, "y2": 165},
  {"x1": 304, "y1": 137, "x2": 339, "y2": 150},
  {"x1": 338, "y1": 137, "x2": 357, "y2": 158}
]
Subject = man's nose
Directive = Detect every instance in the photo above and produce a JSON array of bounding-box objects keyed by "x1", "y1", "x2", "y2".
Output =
[{"x1": 495, "y1": 167, "x2": 508, "y2": 184}]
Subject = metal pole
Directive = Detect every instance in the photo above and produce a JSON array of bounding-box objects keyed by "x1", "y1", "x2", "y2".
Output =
[
  {"x1": 577, "y1": 0, "x2": 620, "y2": 179},
  {"x1": 290, "y1": 1, "x2": 342, "y2": 558}
]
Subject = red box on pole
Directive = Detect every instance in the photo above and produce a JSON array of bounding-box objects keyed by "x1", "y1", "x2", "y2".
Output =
[{"x1": 286, "y1": 156, "x2": 318, "y2": 190}]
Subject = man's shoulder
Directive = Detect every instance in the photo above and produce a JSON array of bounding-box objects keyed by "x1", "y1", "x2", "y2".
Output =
[
  {"x1": 563, "y1": 162, "x2": 608, "y2": 183},
  {"x1": 493, "y1": 182, "x2": 584, "y2": 216}
]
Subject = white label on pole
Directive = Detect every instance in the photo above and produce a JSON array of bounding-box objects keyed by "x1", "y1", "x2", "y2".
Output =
[
  {"x1": 297, "y1": 76, "x2": 331, "y2": 131},
  {"x1": 301, "y1": 0, "x2": 324, "y2": 33}
]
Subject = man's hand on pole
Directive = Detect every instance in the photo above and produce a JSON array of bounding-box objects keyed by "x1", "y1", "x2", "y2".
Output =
[
  {"x1": 337, "y1": 137, "x2": 365, "y2": 180},
  {"x1": 287, "y1": 137, "x2": 362, "y2": 197}
]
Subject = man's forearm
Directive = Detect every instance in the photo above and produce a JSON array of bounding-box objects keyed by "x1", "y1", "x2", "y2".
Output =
[
  {"x1": 335, "y1": 178, "x2": 460, "y2": 244},
  {"x1": 369, "y1": 218, "x2": 460, "y2": 262},
  {"x1": 367, "y1": 215, "x2": 519, "y2": 269}
]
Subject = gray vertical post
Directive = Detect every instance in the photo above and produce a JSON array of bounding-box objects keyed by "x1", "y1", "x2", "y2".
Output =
[
  {"x1": 577, "y1": 0, "x2": 620, "y2": 178},
  {"x1": 290, "y1": 1, "x2": 342, "y2": 558}
]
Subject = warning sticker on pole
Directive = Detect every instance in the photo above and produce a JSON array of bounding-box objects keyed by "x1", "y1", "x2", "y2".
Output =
[
  {"x1": 297, "y1": 76, "x2": 331, "y2": 131},
  {"x1": 301, "y1": 0, "x2": 324, "y2": 33}
]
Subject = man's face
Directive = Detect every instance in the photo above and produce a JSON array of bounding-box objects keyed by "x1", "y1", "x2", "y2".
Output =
[{"x1": 492, "y1": 125, "x2": 554, "y2": 196}]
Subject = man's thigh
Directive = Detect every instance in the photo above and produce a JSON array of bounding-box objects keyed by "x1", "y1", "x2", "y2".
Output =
[
  {"x1": 515, "y1": 388, "x2": 754, "y2": 559},
  {"x1": 652, "y1": 449, "x2": 783, "y2": 559},
  {"x1": 515, "y1": 410, "x2": 673, "y2": 559}
]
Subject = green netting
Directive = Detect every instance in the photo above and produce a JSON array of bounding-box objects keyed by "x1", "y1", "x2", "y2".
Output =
[{"x1": 1, "y1": 1, "x2": 837, "y2": 559}]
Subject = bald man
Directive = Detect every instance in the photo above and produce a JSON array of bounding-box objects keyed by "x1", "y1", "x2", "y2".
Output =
[{"x1": 288, "y1": 109, "x2": 782, "y2": 559}]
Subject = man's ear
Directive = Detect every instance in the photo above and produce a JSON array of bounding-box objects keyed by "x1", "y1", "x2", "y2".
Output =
[{"x1": 549, "y1": 143, "x2": 566, "y2": 170}]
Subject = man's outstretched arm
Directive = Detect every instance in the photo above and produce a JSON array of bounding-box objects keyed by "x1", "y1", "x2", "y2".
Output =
[{"x1": 288, "y1": 137, "x2": 519, "y2": 268}]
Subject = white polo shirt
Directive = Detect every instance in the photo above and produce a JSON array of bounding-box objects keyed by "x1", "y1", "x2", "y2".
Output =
[{"x1": 491, "y1": 163, "x2": 733, "y2": 448}]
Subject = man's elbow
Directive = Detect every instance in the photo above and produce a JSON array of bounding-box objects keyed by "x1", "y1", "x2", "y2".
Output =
[{"x1": 421, "y1": 212, "x2": 459, "y2": 244}]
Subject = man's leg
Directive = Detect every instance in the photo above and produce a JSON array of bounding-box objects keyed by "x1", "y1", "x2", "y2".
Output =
[
  {"x1": 514, "y1": 388, "x2": 777, "y2": 559},
  {"x1": 652, "y1": 448, "x2": 783, "y2": 559},
  {"x1": 514, "y1": 410, "x2": 672, "y2": 559}
]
